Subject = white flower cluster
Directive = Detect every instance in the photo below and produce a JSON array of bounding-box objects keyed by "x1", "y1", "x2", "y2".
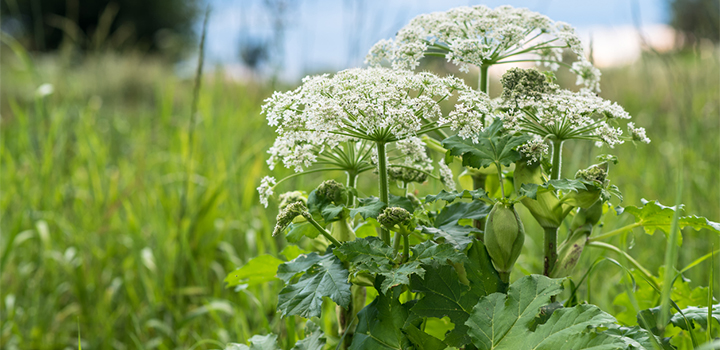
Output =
[
  {"x1": 438, "y1": 159, "x2": 456, "y2": 191},
  {"x1": 261, "y1": 67, "x2": 493, "y2": 172},
  {"x1": 627, "y1": 122, "x2": 651, "y2": 144},
  {"x1": 503, "y1": 89, "x2": 634, "y2": 148},
  {"x1": 395, "y1": 137, "x2": 434, "y2": 171},
  {"x1": 365, "y1": 5, "x2": 600, "y2": 91},
  {"x1": 519, "y1": 135, "x2": 549, "y2": 164},
  {"x1": 257, "y1": 176, "x2": 277, "y2": 208},
  {"x1": 570, "y1": 61, "x2": 602, "y2": 93}
]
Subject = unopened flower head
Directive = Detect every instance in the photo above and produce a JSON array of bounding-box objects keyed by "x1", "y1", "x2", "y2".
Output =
[
  {"x1": 316, "y1": 180, "x2": 348, "y2": 205},
  {"x1": 278, "y1": 191, "x2": 307, "y2": 210},
  {"x1": 576, "y1": 163, "x2": 608, "y2": 184},
  {"x1": 366, "y1": 5, "x2": 600, "y2": 90},
  {"x1": 273, "y1": 202, "x2": 308, "y2": 237},
  {"x1": 438, "y1": 159, "x2": 456, "y2": 191},
  {"x1": 377, "y1": 207, "x2": 411, "y2": 229},
  {"x1": 258, "y1": 176, "x2": 277, "y2": 208},
  {"x1": 262, "y1": 67, "x2": 493, "y2": 173}
]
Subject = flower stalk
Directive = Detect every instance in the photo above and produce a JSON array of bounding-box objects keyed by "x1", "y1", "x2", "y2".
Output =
[
  {"x1": 376, "y1": 141, "x2": 392, "y2": 245},
  {"x1": 550, "y1": 139, "x2": 563, "y2": 180},
  {"x1": 543, "y1": 226, "x2": 559, "y2": 276},
  {"x1": 303, "y1": 213, "x2": 343, "y2": 247}
]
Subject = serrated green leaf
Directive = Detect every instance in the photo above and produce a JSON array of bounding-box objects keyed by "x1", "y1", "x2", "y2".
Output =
[
  {"x1": 281, "y1": 245, "x2": 309, "y2": 261},
  {"x1": 350, "y1": 284, "x2": 412, "y2": 350},
  {"x1": 225, "y1": 255, "x2": 283, "y2": 287},
  {"x1": 420, "y1": 201, "x2": 491, "y2": 250},
  {"x1": 286, "y1": 222, "x2": 320, "y2": 243},
  {"x1": 277, "y1": 252, "x2": 323, "y2": 283},
  {"x1": 410, "y1": 241, "x2": 467, "y2": 267},
  {"x1": 464, "y1": 240, "x2": 505, "y2": 296},
  {"x1": 351, "y1": 197, "x2": 386, "y2": 220},
  {"x1": 379, "y1": 261, "x2": 425, "y2": 293},
  {"x1": 226, "y1": 334, "x2": 281, "y2": 350},
  {"x1": 403, "y1": 324, "x2": 447, "y2": 350},
  {"x1": 406, "y1": 264, "x2": 479, "y2": 347},
  {"x1": 466, "y1": 275, "x2": 637, "y2": 350},
  {"x1": 277, "y1": 253, "x2": 351, "y2": 318},
  {"x1": 442, "y1": 119, "x2": 531, "y2": 169},
  {"x1": 424, "y1": 189, "x2": 488, "y2": 204},
  {"x1": 606, "y1": 326, "x2": 673, "y2": 350},
  {"x1": 519, "y1": 179, "x2": 588, "y2": 200},
  {"x1": 292, "y1": 321, "x2": 326, "y2": 350},
  {"x1": 334, "y1": 237, "x2": 394, "y2": 270},
  {"x1": 620, "y1": 199, "x2": 720, "y2": 245},
  {"x1": 670, "y1": 305, "x2": 720, "y2": 331},
  {"x1": 390, "y1": 194, "x2": 416, "y2": 213},
  {"x1": 321, "y1": 203, "x2": 346, "y2": 222}
]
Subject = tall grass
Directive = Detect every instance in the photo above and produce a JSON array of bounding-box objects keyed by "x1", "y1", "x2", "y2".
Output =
[{"x1": 1, "y1": 45, "x2": 718, "y2": 348}]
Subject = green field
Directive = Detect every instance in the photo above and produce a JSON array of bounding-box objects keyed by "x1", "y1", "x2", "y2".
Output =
[{"x1": 1, "y1": 47, "x2": 718, "y2": 349}]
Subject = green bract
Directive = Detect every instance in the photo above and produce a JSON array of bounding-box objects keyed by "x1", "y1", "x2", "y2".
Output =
[{"x1": 484, "y1": 202, "x2": 525, "y2": 280}]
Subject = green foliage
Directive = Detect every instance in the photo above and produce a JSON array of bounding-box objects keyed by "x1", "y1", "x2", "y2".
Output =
[
  {"x1": 420, "y1": 200, "x2": 491, "y2": 249},
  {"x1": 442, "y1": 119, "x2": 531, "y2": 169},
  {"x1": 225, "y1": 255, "x2": 283, "y2": 287},
  {"x1": 350, "y1": 284, "x2": 412, "y2": 350},
  {"x1": 277, "y1": 252, "x2": 352, "y2": 318},
  {"x1": 618, "y1": 199, "x2": 720, "y2": 244},
  {"x1": 225, "y1": 334, "x2": 280, "y2": 350},
  {"x1": 466, "y1": 275, "x2": 640, "y2": 350},
  {"x1": 424, "y1": 189, "x2": 488, "y2": 203}
]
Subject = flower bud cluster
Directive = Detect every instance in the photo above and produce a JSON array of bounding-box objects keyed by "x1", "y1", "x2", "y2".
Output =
[
  {"x1": 273, "y1": 202, "x2": 308, "y2": 237},
  {"x1": 316, "y1": 180, "x2": 348, "y2": 205},
  {"x1": 279, "y1": 191, "x2": 307, "y2": 210},
  {"x1": 377, "y1": 207, "x2": 411, "y2": 229}
]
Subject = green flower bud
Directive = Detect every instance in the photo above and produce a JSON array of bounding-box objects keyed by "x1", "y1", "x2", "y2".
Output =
[
  {"x1": 330, "y1": 217, "x2": 357, "y2": 242},
  {"x1": 273, "y1": 202, "x2": 308, "y2": 236},
  {"x1": 388, "y1": 166, "x2": 428, "y2": 184},
  {"x1": 278, "y1": 191, "x2": 307, "y2": 210},
  {"x1": 316, "y1": 179, "x2": 348, "y2": 205},
  {"x1": 377, "y1": 207, "x2": 411, "y2": 230},
  {"x1": 570, "y1": 199, "x2": 603, "y2": 232},
  {"x1": 484, "y1": 202, "x2": 525, "y2": 279},
  {"x1": 563, "y1": 162, "x2": 608, "y2": 208},
  {"x1": 406, "y1": 193, "x2": 422, "y2": 208},
  {"x1": 514, "y1": 160, "x2": 569, "y2": 228},
  {"x1": 501, "y1": 67, "x2": 557, "y2": 102}
]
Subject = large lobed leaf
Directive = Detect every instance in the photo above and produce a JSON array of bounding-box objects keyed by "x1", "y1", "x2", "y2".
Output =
[
  {"x1": 225, "y1": 255, "x2": 284, "y2": 287},
  {"x1": 420, "y1": 200, "x2": 491, "y2": 250},
  {"x1": 466, "y1": 275, "x2": 643, "y2": 350},
  {"x1": 424, "y1": 189, "x2": 488, "y2": 204},
  {"x1": 442, "y1": 119, "x2": 531, "y2": 169},
  {"x1": 276, "y1": 252, "x2": 351, "y2": 318},
  {"x1": 618, "y1": 199, "x2": 720, "y2": 245},
  {"x1": 407, "y1": 240, "x2": 503, "y2": 347}
]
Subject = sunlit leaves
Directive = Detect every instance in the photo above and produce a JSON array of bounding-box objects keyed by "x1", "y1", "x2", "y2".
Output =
[
  {"x1": 225, "y1": 255, "x2": 284, "y2": 287},
  {"x1": 442, "y1": 119, "x2": 531, "y2": 169},
  {"x1": 618, "y1": 199, "x2": 720, "y2": 245}
]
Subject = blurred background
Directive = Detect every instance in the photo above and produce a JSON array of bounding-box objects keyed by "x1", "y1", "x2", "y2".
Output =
[{"x1": 1, "y1": 0, "x2": 718, "y2": 349}]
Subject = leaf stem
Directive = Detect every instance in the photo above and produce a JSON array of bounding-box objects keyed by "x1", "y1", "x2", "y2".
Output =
[
  {"x1": 543, "y1": 226, "x2": 558, "y2": 276},
  {"x1": 495, "y1": 161, "x2": 505, "y2": 198},
  {"x1": 586, "y1": 241, "x2": 659, "y2": 290},
  {"x1": 303, "y1": 214, "x2": 343, "y2": 247},
  {"x1": 550, "y1": 139, "x2": 564, "y2": 180},
  {"x1": 478, "y1": 64, "x2": 489, "y2": 94},
  {"x1": 587, "y1": 222, "x2": 642, "y2": 242},
  {"x1": 346, "y1": 171, "x2": 358, "y2": 207},
  {"x1": 376, "y1": 141, "x2": 391, "y2": 245}
]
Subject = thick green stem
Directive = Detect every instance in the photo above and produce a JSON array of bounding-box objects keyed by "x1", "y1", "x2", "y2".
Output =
[
  {"x1": 392, "y1": 231, "x2": 402, "y2": 254},
  {"x1": 479, "y1": 64, "x2": 489, "y2": 94},
  {"x1": 472, "y1": 174, "x2": 487, "y2": 233},
  {"x1": 495, "y1": 162, "x2": 505, "y2": 198},
  {"x1": 551, "y1": 140, "x2": 564, "y2": 180},
  {"x1": 543, "y1": 226, "x2": 559, "y2": 276},
  {"x1": 376, "y1": 142, "x2": 391, "y2": 245},
  {"x1": 403, "y1": 233, "x2": 410, "y2": 263},
  {"x1": 346, "y1": 171, "x2": 358, "y2": 207},
  {"x1": 304, "y1": 214, "x2": 343, "y2": 247}
]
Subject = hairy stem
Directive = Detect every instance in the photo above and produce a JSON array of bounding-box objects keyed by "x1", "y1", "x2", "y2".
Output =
[
  {"x1": 551, "y1": 140, "x2": 564, "y2": 180},
  {"x1": 304, "y1": 214, "x2": 343, "y2": 247},
  {"x1": 543, "y1": 226, "x2": 559, "y2": 276},
  {"x1": 479, "y1": 64, "x2": 489, "y2": 94},
  {"x1": 346, "y1": 171, "x2": 358, "y2": 207},
  {"x1": 376, "y1": 141, "x2": 391, "y2": 245}
]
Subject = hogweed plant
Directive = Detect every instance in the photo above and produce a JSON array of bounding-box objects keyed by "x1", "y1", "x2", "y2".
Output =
[{"x1": 226, "y1": 5, "x2": 720, "y2": 350}]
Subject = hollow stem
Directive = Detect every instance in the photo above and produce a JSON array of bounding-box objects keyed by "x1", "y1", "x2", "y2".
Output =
[
  {"x1": 551, "y1": 140, "x2": 564, "y2": 180},
  {"x1": 543, "y1": 226, "x2": 558, "y2": 276},
  {"x1": 304, "y1": 214, "x2": 343, "y2": 247},
  {"x1": 479, "y1": 64, "x2": 489, "y2": 94},
  {"x1": 376, "y1": 141, "x2": 391, "y2": 245},
  {"x1": 346, "y1": 171, "x2": 358, "y2": 207}
]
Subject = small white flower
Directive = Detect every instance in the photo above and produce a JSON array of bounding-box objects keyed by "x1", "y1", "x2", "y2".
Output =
[
  {"x1": 570, "y1": 60, "x2": 602, "y2": 93},
  {"x1": 438, "y1": 159, "x2": 456, "y2": 191},
  {"x1": 257, "y1": 176, "x2": 277, "y2": 208},
  {"x1": 36, "y1": 83, "x2": 54, "y2": 97},
  {"x1": 628, "y1": 122, "x2": 651, "y2": 144},
  {"x1": 519, "y1": 135, "x2": 549, "y2": 164}
]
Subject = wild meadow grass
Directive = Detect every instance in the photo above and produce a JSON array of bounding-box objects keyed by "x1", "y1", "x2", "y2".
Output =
[{"x1": 1, "y1": 48, "x2": 718, "y2": 349}]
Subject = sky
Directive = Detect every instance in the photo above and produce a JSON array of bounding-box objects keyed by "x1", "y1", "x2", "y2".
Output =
[{"x1": 204, "y1": 0, "x2": 671, "y2": 80}]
